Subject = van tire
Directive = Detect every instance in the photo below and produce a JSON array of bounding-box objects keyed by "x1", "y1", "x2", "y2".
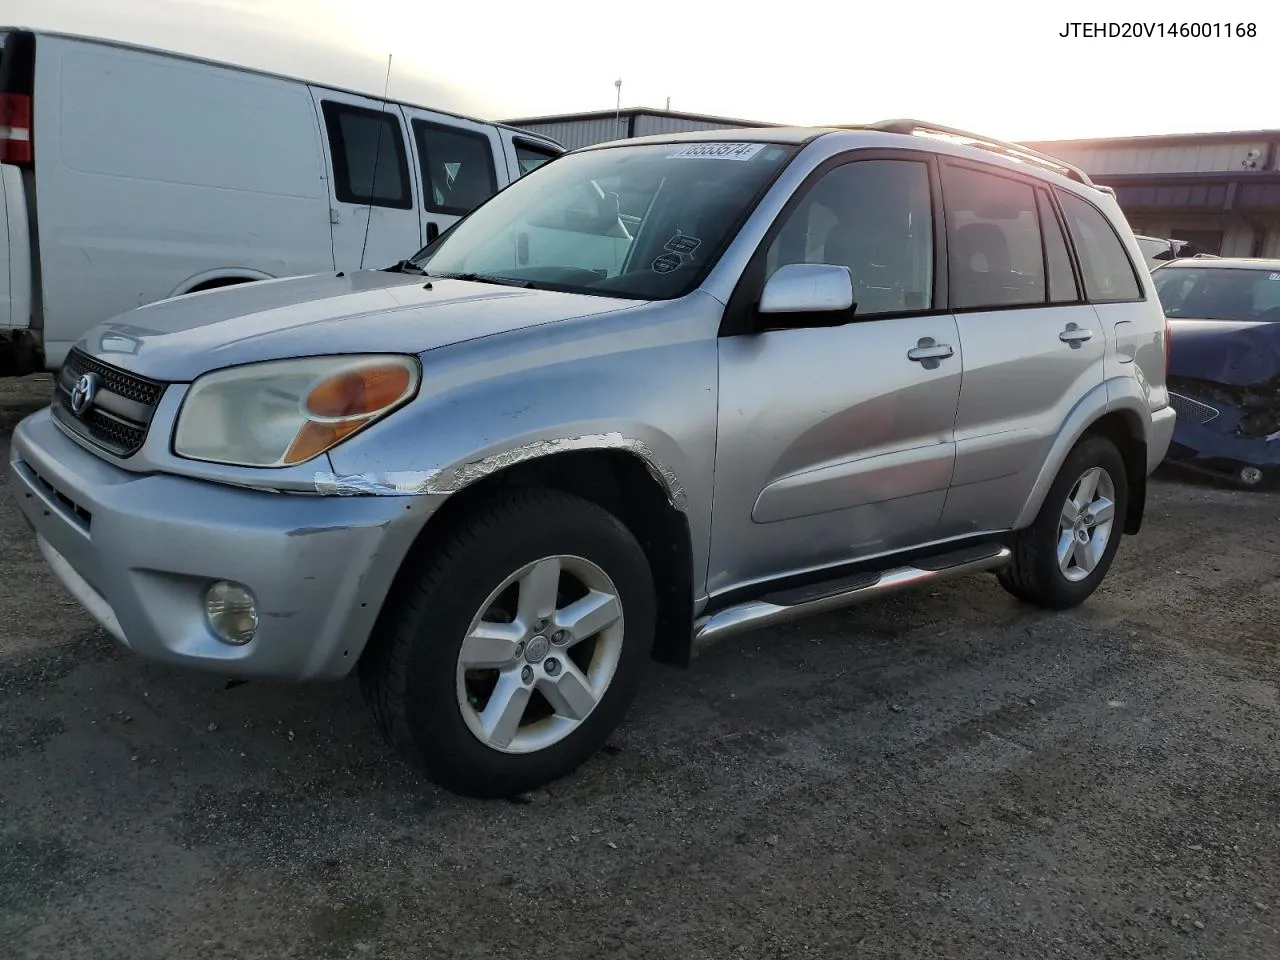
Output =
[
  {"x1": 997, "y1": 434, "x2": 1129, "y2": 610},
  {"x1": 360, "y1": 488, "x2": 656, "y2": 798}
]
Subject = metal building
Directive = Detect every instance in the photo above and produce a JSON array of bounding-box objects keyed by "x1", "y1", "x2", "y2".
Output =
[
  {"x1": 503, "y1": 107, "x2": 776, "y2": 151},
  {"x1": 1022, "y1": 130, "x2": 1280, "y2": 258}
]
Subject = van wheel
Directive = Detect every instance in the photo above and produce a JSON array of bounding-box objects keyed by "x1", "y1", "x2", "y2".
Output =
[
  {"x1": 997, "y1": 434, "x2": 1129, "y2": 610},
  {"x1": 360, "y1": 488, "x2": 656, "y2": 798}
]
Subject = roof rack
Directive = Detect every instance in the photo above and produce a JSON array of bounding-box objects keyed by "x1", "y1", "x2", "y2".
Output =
[{"x1": 849, "y1": 119, "x2": 1099, "y2": 188}]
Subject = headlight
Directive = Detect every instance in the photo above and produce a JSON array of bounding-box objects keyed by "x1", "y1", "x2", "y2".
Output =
[{"x1": 173, "y1": 355, "x2": 419, "y2": 467}]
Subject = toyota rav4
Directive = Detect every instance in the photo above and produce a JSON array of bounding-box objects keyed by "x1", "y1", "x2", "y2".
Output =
[{"x1": 11, "y1": 121, "x2": 1176, "y2": 797}]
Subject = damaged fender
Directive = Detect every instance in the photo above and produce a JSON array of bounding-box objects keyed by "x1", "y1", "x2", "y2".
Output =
[{"x1": 314, "y1": 432, "x2": 689, "y2": 510}]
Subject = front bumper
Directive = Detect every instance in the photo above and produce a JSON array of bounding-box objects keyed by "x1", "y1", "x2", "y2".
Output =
[
  {"x1": 1163, "y1": 391, "x2": 1280, "y2": 485},
  {"x1": 10, "y1": 408, "x2": 438, "y2": 680}
]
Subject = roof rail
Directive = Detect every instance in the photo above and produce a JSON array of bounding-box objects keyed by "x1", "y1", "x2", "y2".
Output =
[{"x1": 853, "y1": 119, "x2": 1099, "y2": 187}]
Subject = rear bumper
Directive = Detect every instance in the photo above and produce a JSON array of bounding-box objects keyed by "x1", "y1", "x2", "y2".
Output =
[
  {"x1": 10, "y1": 408, "x2": 438, "y2": 680},
  {"x1": 1149, "y1": 403, "x2": 1177, "y2": 473}
]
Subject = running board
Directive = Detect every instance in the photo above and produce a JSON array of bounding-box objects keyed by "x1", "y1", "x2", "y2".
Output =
[{"x1": 692, "y1": 544, "x2": 1012, "y2": 649}]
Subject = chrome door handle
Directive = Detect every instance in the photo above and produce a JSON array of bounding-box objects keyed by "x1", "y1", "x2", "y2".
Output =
[
  {"x1": 1059, "y1": 324, "x2": 1094, "y2": 344},
  {"x1": 907, "y1": 339, "x2": 955, "y2": 362}
]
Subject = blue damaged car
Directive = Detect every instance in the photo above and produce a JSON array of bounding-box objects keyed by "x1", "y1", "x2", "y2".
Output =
[{"x1": 1156, "y1": 257, "x2": 1280, "y2": 488}]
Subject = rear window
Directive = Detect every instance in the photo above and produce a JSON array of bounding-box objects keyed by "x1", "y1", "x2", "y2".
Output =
[{"x1": 1154, "y1": 266, "x2": 1280, "y2": 321}]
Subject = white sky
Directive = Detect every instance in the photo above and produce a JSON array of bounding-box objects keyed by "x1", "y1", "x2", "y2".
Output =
[{"x1": 6, "y1": 0, "x2": 1276, "y2": 141}]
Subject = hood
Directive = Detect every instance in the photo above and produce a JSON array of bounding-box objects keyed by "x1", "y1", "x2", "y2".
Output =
[
  {"x1": 77, "y1": 270, "x2": 643, "y2": 381},
  {"x1": 1168, "y1": 317, "x2": 1280, "y2": 386}
]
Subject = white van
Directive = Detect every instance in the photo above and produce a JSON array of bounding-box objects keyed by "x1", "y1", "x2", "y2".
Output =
[{"x1": 0, "y1": 27, "x2": 563, "y2": 374}]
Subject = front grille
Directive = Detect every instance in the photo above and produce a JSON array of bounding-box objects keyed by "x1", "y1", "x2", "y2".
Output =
[
  {"x1": 51, "y1": 348, "x2": 166, "y2": 457},
  {"x1": 1169, "y1": 391, "x2": 1220, "y2": 426}
]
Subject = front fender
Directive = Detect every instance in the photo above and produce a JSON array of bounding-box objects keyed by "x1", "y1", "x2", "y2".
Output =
[{"x1": 320, "y1": 293, "x2": 724, "y2": 594}]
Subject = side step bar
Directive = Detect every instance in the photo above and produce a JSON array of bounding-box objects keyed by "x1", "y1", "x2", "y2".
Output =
[{"x1": 692, "y1": 544, "x2": 1012, "y2": 649}]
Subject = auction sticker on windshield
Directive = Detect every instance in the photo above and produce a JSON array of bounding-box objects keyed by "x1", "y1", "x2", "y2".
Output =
[{"x1": 668, "y1": 142, "x2": 765, "y2": 161}]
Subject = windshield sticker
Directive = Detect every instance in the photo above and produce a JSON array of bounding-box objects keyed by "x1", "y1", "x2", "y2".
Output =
[
  {"x1": 667, "y1": 142, "x2": 765, "y2": 161},
  {"x1": 652, "y1": 253, "x2": 683, "y2": 274},
  {"x1": 665, "y1": 234, "x2": 702, "y2": 256},
  {"x1": 1269, "y1": 272, "x2": 1280, "y2": 281}
]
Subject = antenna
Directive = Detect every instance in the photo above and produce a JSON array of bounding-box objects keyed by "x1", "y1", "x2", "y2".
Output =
[{"x1": 357, "y1": 53, "x2": 394, "y2": 271}]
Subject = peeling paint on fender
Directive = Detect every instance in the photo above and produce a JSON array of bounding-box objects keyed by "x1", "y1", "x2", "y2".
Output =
[{"x1": 313, "y1": 432, "x2": 688, "y2": 510}]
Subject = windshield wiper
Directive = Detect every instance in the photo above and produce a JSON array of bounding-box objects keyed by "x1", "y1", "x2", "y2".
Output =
[
  {"x1": 430, "y1": 272, "x2": 535, "y2": 289},
  {"x1": 384, "y1": 259, "x2": 426, "y2": 275}
]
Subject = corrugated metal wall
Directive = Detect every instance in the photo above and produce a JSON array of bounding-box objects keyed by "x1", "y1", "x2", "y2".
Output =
[
  {"x1": 1033, "y1": 142, "x2": 1271, "y2": 175},
  {"x1": 631, "y1": 115, "x2": 749, "y2": 137},
  {"x1": 511, "y1": 112, "x2": 756, "y2": 151},
  {"x1": 515, "y1": 117, "x2": 629, "y2": 150}
]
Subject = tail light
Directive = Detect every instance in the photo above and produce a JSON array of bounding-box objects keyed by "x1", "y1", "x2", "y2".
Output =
[
  {"x1": 1164, "y1": 316, "x2": 1172, "y2": 379},
  {"x1": 0, "y1": 94, "x2": 32, "y2": 165}
]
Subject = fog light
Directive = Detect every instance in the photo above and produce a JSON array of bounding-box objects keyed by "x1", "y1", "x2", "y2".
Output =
[{"x1": 204, "y1": 580, "x2": 259, "y2": 645}]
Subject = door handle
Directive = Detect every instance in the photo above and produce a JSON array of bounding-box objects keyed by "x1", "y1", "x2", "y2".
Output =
[
  {"x1": 1059, "y1": 323, "x2": 1093, "y2": 345},
  {"x1": 907, "y1": 338, "x2": 955, "y2": 363}
]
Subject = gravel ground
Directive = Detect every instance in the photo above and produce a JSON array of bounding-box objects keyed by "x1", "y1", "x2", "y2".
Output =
[{"x1": 0, "y1": 374, "x2": 1277, "y2": 960}]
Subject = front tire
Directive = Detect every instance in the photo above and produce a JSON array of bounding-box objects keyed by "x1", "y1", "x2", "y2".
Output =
[
  {"x1": 360, "y1": 488, "x2": 656, "y2": 798},
  {"x1": 997, "y1": 434, "x2": 1129, "y2": 610}
]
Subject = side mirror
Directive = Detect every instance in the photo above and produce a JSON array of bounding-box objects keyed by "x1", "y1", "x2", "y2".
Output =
[{"x1": 758, "y1": 263, "x2": 854, "y2": 316}]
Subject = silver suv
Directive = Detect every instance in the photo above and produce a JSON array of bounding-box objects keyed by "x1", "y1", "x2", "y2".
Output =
[{"x1": 10, "y1": 120, "x2": 1176, "y2": 797}]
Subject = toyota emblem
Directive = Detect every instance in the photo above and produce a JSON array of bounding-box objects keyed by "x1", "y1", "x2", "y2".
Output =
[{"x1": 69, "y1": 372, "x2": 100, "y2": 417}]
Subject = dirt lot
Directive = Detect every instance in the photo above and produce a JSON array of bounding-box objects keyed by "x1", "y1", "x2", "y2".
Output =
[{"x1": 0, "y1": 374, "x2": 1277, "y2": 960}]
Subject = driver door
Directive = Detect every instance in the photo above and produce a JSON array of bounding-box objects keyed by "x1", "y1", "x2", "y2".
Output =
[{"x1": 708, "y1": 152, "x2": 963, "y2": 597}]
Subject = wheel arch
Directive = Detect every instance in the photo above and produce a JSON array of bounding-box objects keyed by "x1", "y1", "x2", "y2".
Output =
[
  {"x1": 364, "y1": 448, "x2": 696, "y2": 672},
  {"x1": 1014, "y1": 386, "x2": 1150, "y2": 535},
  {"x1": 169, "y1": 269, "x2": 274, "y2": 298}
]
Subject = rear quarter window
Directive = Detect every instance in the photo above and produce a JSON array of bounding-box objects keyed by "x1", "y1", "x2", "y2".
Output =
[{"x1": 1056, "y1": 190, "x2": 1143, "y2": 302}]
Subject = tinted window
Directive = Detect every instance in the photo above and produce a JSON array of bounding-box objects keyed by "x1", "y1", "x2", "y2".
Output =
[
  {"x1": 515, "y1": 140, "x2": 558, "y2": 176},
  {"x1": 942, "y1": 164, "x2": 1044, "y2": 309},
  {"x1": 1153, "y1": 266, "x2": 1280, "y2": 321},
  {"x1": 1037, "y1": 190, "x2": 1080, "y2": 303},
  {"x1": 320, "y1": 101, "x2": 412, "y2": 209},
  {"x1": 764, "y1": 159, "x2": 935, "y2": 316},
  {"x1": 1057, "y1": 191, "x2": 1143, "y2": 302},
  {"x1": 414, "y1": 121, "x2": 498, "y2": 216}
]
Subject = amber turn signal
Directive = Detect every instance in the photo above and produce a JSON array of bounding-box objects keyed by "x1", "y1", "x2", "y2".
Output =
[{"x1": 305, "y1": 363, "x2": 414, "y2": 419}]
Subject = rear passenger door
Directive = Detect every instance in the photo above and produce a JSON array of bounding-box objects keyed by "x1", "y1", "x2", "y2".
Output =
[
  {"x1": 313, "y1": 90, "x2": 422, "y2": 270},
  {"x1": 937, "y1": 160, "x2": 1107, "y2": 535},
  {"x1": 401, "y1": 109, "x2": 504, "y2": 245}
]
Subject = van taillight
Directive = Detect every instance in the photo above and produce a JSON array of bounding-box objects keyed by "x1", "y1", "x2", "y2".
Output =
[{"x1": 0, "y1": 94, "x2": 32, "y2": 165}]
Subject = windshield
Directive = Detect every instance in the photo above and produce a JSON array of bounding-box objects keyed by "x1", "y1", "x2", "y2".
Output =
[
  {"x1": 411, "y1": 140, "x2": 799, "y2": 300},
  {"x1": 1154, "y1": 266, "x2": 1280, "y2": 322}
]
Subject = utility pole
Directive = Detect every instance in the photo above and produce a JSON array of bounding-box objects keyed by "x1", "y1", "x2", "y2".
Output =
[{"x1": 614, "y1": 79, "x2": 622, "y2": 137}]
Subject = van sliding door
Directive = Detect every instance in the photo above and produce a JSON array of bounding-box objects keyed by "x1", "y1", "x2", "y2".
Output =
[{"x1": 312, "y1": 89, "x2": 422, "y2": 271}]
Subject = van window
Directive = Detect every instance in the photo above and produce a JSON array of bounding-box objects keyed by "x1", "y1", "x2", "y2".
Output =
[
  {"x1": 1056, "y1": 190, "x2": 1143, "y2": 302},
  {"x1": 764, "y1": 158, "x2": 935, "y2": 317},
  {"x1": 514, "y1": 139, "x2": 558, "y2": 176},
  {"x1": 320, "y1": 101, "x2": 413, "y2": 209},
  {"x1": 942, "y1": 164, "x2": 1045, "y2": 310},
  {"x1": 414, "y1": 121, "x2": 498, "y2": 216}
]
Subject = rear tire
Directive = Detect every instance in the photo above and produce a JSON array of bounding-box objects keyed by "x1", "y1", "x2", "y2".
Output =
[
  {"x1": 360, "y1": 488, "x2": 656, "y2": 798},
  {"x1": 997, "y1": 434, "x2": 1129, "y2": 610}
]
